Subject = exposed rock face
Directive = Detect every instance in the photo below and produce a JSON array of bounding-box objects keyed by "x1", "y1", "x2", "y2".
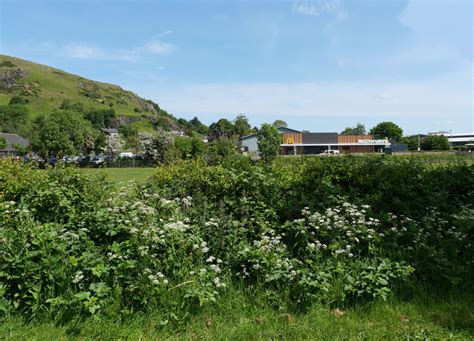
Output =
[
  {"x1": 0, "y1": 68, "x2": 28, "y2": 91},
  {"x1": 129, "y1": 94, "x2": 159, "y2": 114},
  {"x1": 111, "y1": 115, "x2": 144, "y2": 128}
]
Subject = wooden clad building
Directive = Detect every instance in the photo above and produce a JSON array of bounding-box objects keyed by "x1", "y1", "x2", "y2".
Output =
[
  {"x1": 240, "y1": 127, "x2": 393, "y2": 156},
  {"x1": 338, "y1": 135, "x2": 374, "y2": 153},
  {"x1": 281, "y1": 133, "x2": 303, "y2": 145}
]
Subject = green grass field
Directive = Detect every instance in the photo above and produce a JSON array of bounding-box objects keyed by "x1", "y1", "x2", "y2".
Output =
[
  {"x1": 83, "y1": 167, "x2": 157, "y2": 185},
  {"x1": 82, "y1": 152, "x2": 473, "y2": 187},
  {"x1": 2, "y1": 287, "x2": 472, "y2": 340}
]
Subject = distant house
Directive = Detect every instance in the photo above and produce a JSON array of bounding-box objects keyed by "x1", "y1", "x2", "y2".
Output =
[
  {"x1": 0, "y1": 133, "x2": 30, "y2": 156},
  {"x1": 101, "y1": 128, "x2": 119, "y2": 137}
]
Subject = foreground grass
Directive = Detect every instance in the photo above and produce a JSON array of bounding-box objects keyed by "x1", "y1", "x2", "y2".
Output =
[{"x1": 2, "y1": 287, "x2": 473, "y2": 340}]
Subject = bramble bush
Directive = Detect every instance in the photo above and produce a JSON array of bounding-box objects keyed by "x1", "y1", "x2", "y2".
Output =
[{"x1": 0, "y1": 155, "x2": 473, "y2": 322}]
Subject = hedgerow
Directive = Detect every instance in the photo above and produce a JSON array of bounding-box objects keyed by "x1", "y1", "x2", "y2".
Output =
[{"x1": 0, "y1": 156, "x2": 472, "y2": 322}]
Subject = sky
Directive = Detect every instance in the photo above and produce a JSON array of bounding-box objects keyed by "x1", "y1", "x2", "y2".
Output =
[{"x1": 1, "y1": 0, "x2": 472, "y2": 134}]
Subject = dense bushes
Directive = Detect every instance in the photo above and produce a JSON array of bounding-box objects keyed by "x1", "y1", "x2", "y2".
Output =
[{"x1": 0, "y1": 156, "x2": 473, "y2": 323}]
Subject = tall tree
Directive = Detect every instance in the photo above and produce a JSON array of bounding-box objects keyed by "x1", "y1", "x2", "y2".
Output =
[
  {"x1": 341, "y1": 123, "x2": 366, "y2": 135},
  {"x1": 421, "y1": 135, "x2": 451, "y2": 151},
  {"x1": 257, "y1": 123, "x2": 282, "y2": 161},
  {"x1": 30, "y1": 110, "x2": 97, "y2": 158},
  {"x1": 141, "y1": 128, "x2": 175, "y2": 164},
  {"x1": 208, "y1": 118, "x2": 235, "y2": 141},
  {"x1": 272, "y1": 120, "x2": 288, "y2": 128},
  {"x1": 190, "y1": 116, "x2": 209, "y2": 135},
  {"x1": 233, "y1": 115, "x2": 251, "y2": 136},
  {"x1": 370, "y1": 121, "x2": 403, "y2": 142}
]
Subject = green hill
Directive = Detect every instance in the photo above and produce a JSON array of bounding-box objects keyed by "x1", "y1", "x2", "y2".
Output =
[{"x1": 0, "y1": 54, "x2": 196, "y2": 134}]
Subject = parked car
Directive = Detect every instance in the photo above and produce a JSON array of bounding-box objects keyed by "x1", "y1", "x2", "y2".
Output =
[
  {"x1": 77, "y1": 156, "x2": 90, "y2": 167},
  {"x1": 321, "y1": 150, "x2": 340, "y2": 156},
  {"x1": 119, "y1": 152, "x2": 134, "y2": 158},
  {"x1": 90, "y1": 156, "x2": 105, "y2": 167},
  {"x1": 63, "y1": 156, "x2": 79, "y2": 164}
]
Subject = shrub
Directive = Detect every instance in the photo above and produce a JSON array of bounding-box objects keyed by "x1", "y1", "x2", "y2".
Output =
[{"x1": 1, "y1": 156, "x2": 472, "y2": 322}]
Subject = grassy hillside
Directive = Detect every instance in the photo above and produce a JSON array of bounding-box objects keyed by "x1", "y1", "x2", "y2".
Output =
[{"x1": 0, "y1": 54, "x2": 188, "y2": 132}]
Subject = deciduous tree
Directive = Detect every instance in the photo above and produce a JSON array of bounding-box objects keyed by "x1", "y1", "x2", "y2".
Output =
[
  {"x1": 257, "y1": 123, "x2": 282, "y2": 161},
  {"x1": 370, "y1": 122, "x2": 403, "y2": 142},
  {"x1": 341, "y1": 123, "x2": 366, "y2": 135},
  {"x1": 421, "y1": 135, "x2": 451, "y2": 151},
  {"x1": 272, "y1": 120, "x2": 288, "y2": 128}
]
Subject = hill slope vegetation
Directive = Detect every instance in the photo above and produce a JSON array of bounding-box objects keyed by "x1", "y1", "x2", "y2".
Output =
[{"x1": 0, "y1": 54, "x2": 197, "y2": 134}]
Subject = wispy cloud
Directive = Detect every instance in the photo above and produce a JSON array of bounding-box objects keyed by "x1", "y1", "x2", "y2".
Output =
[
  {"x1": 144, "y1": 40, "x2": 176, "y2": 55},
  {"x1": 135, "y1": 79, "x2": 471, "y2": 132},
  {"x1": 293, "y1": 0, "x2": 345, "y2": 17},
  {"x1": 154, "y1": 30, "x2": 173, "y2": 39},
  {"x1": 58, "y1": 32, "x2": 177, "y2": 61},
  {"x1": 62, "y1": 43, "x2": 104, "y2": 59}
]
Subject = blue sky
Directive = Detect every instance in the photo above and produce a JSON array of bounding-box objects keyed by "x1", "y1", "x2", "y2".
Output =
[{"x1": 1, "y1": 0, "x2": 472, "y2": 134}]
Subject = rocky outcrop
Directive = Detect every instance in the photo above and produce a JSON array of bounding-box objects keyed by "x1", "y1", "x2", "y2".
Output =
[
  {"x1": 111, "y1": 115, "x2": 144, "y2": 127},
  {"x1": 0, "y1": 68, "x2": 28, "y2": 91}
]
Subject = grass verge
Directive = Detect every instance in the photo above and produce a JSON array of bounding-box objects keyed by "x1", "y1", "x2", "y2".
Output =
[{"x1": 2, "y1": 286, "x2": 472, "y2": 340}]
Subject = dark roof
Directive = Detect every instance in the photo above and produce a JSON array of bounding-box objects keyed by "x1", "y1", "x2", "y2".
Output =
[
  {"x1": 277, "y1": 127, "x2": 301, "y2": 133},
  {"x1": 239, "y1": 126, "x2": 301, "y2": 141},
  {"x1": 239, "y1": 134, "x2": 257, "y2": 141},
  {"x1": 0, "y1": 133, "x2": 29, "y2": 151}
]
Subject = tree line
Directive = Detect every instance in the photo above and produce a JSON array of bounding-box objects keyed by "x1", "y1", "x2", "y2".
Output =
[{"x1": 0, "y1": 96, "x2": 454, "y2": 161}]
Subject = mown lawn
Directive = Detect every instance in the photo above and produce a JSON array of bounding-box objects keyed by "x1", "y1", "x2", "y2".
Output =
[
  {"x1": 82, "y1": 167, "x2": 156, "y2": 186},
  {"x1": 2, "y1": 287, "x2": 473, "y2": 340}
]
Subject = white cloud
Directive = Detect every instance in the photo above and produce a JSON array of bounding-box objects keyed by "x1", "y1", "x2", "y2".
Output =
[
  {"x1": 144, "y1": 40, "x2": 176, "y2": 55},
  {"x1": 62, "y1": 43, "x2": 104, "y2": 59},
  {"x1": 59, "y1": 34, "x2": 177, "y2": 61},
  {"x1": 293, "y1": 0, "x2": 345, "y2": 17},
  {"x1": 154, "y1": 30, "x2": 173, "y2": 38},
  {"x1": 135, "y1": 80, "x2": 470, "y2": 130}
]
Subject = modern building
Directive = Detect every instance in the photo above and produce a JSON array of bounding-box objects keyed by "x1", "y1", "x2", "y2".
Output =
[
  {"x1": 240, "y1": 127, "x2": 300, "y2": 153},
  {"x1": 0, "y1": 133, "x2": 30, "y2": 156},
  {"x1": 428, "y1": 132, "x2": 474, "y2": 147},
  {"x1": 239, "y1": 127, "x2": 392, "y2": 155},
  {"x1": 281, "y1": 132, "x2": 390, "y2": 155}
]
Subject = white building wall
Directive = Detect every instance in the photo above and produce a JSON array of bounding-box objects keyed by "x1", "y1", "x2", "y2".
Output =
[{"x1": 240, "y1": 136, "x2": 259, "y2": 152}]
